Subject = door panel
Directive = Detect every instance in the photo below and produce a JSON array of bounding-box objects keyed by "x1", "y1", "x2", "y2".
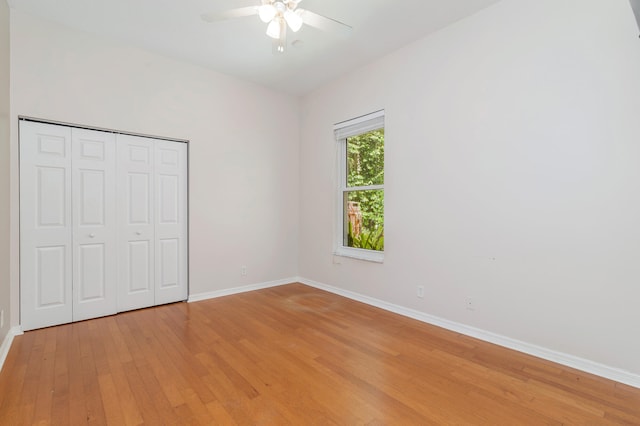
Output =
[
  {"x1": 20, "y1": 121, "x2": 73, "y2": 331},
  {"x1": 36, "y1": 246, "x2": 67, "y2": 307},
  {"x1": 78, "y1": 243, "x2": 105, "y2": 300},
  {"x1": 129, "y1": 144, "x2": 151, "y2": 164},
  {"x1": 79, "y1": 170, "x2": 106, "y2": 226},
  {"x1": 154, "y1": 141, "x2": 188, "y2": 304},
  {"x1": 128, "y1": 173, "x2": 151, "y2": 224},
  {"x1": 38, "y1": 134, "x2": 66, "y2": 156},
  {"x1": 37, "y1": 166, "x2": 67, "y2": 227},
  {"x1": 117, "y1": 134, "x2": 155, "y2": 311},
  {"x1": 159, "y1": 238, "x2": 179, "y2": 289},
  {"x1": 80, "y1": 139, "x2": 105, "y2": 160},
  {"x1": 159, "y1": 175, "x2": 179, "y2": 224},
  {"x1": 72, "y1": 128, "x2": 117, "y2": 321},
  {"x1": 127, "y1": 241, "x2": 152, "y2": 292}
]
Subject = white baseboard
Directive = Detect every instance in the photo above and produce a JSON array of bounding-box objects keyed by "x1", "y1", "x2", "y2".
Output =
[
  {"x1": 0, "y1": 326, "x2": 24, "y2": 373},
  {"x1": 187, "y1": 277, "x2": 298, "y2": 303},
  {"x1": 298, "y1": 277, "x2": 640, "y2": 390}
]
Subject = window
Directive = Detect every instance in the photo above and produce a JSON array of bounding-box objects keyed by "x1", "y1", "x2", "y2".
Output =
[{"x1": 334, "y1": 110, "x2": 384, "y2": 262}]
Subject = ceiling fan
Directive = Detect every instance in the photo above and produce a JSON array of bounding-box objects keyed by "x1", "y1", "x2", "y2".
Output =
[{"x1": 201, "y1": 0, "x2": 352, "y2": 54}]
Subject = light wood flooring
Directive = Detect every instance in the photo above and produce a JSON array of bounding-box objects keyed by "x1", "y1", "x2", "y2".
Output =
[{"x1": 1, "y1": 283, "x2": 639, "y2": 425}]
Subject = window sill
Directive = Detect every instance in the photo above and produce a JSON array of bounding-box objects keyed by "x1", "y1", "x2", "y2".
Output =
[{"x1": 334, "y1": 247, "x2": 384, "y2": 263}]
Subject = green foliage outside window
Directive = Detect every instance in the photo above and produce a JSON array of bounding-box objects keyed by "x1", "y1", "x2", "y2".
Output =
[
  {"x1": 347, "y1": 220, "x2": 385, "y2": 251},
  {"x1": 346, "y1": 129, "x2": 384, "y2": 251}
]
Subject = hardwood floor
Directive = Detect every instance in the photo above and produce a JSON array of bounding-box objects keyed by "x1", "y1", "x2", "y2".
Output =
[{"x1": 1, "y1": 283, "x2": 639, "y2": 425}]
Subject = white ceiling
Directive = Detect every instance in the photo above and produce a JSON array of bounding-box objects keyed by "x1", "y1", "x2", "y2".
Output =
[{"x1": 7, "y1": 0, "x2": 502, "y2": 95}]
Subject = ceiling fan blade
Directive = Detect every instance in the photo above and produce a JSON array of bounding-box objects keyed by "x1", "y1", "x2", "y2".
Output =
[
  {"x1": 201, "y1": 7, "x2": 258, "y2": 23},
  {"x1": 298, "y1": 9, "x2": 352, "y2": 37}
]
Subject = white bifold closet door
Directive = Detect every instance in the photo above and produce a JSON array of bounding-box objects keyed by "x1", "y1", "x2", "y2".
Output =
[
  {"x1": 20, "y1": 122, "x2": 74, "y2": 330},
  {"x1": 117, "y1": 135, "x2": 155, "y2": 311},
  {"x1": 20, "y1": 121, "x2": 188, "y2": 331},
  {"x1": 153, "y1": 140, "x2": 188, "y2": 306},
  {"x1": 71, "y1": 128, "x2": 118, "y2": 322},
  {"x1": 116, "y1": 135, "x2": 188, "y2": 311}
]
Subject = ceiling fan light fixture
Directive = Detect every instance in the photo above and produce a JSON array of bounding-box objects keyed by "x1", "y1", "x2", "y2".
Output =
[
  {"x1": 284, "y1": 10, "x2": 303, "y2": 32},
  {"x1": 258, "y1": 4, "x2": 277, "y2": 23},
  {"x1": 266, "y1": 18, "x2": 283, "y2": 39}
]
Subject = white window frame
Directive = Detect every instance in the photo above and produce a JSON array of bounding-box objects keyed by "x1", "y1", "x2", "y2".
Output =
[{"x1": 333, "y1": 110, "x2": 385, "y2": 263}]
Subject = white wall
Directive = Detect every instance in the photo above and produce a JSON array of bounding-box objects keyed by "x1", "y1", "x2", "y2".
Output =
[
  {"x1": 8, "y1": 10, "x2": 300, "y2": 326},
  {"x1": 299, "y1": 0, "x2": 640, "y2": 376},
  {"x1": 0, "y1": 0, "x2": 10, "y2": 343}
]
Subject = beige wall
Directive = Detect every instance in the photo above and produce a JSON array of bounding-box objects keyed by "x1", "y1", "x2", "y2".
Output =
[
  {"x1": 299, "y1": 0, "x2": 640, "y2": 376},
  {"x1": 8, "y1": 9, "x2": 300, "y2": 327},
  {"x1": 0, "y1": 0, "x2": 11, "y2": 344}
]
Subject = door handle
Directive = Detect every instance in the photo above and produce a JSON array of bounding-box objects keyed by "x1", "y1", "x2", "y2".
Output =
[
  {"x1": 136, "y1": 231, "x2": 142, "y2": 235},
  {"x1": 89, "y1": 233, "x2": 95, "y2": 238}
]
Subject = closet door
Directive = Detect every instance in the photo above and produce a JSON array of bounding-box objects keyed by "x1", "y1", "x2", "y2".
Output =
[
  {"x1": 20, "y1": 121, "x2": 73, "y2": 331},
  {"x1": 71, "y1": 129, "x2": 117, "y2": 321},
  {"x1": 117, "y1": 134, "x2": 155, "y2": 311},
  {"x1": 154, "y1": 141, "x2": 188, "y2": 305}
]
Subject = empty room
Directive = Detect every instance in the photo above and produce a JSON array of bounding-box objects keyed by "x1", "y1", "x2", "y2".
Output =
[{"x1": 1, "y1": 0, "x2": 640, "y2": 424}]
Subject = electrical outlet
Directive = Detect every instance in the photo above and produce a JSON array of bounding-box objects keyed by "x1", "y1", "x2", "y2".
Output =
[
  {"x1": 417, "y1": 286, "x2": 424, "y2": 298},
  {"x1": 0, "y1": 309, "x2": 4, "y2": 329},
  {"x1": 465, "y1": 297, "x2": 475, "y2": 311},
  {"x1": 241, "y1": 265, "x2": 247, "y2": 276}
]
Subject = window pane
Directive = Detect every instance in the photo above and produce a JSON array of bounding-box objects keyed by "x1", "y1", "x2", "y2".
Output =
[
  {"x1": 346, "y1": 129, "x2": 384, "y2": 187},
  {"x1": 344, "y1": 189, "x2": 384, "y2": 251}
]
